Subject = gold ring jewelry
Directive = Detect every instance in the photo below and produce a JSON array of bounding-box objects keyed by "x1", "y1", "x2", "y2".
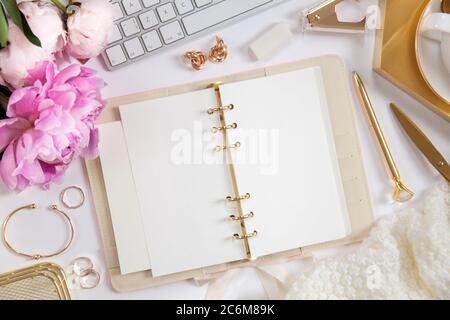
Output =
[
  {"x1": 209, "y1": 36, "x2": 229, "y2": 63},
  {"x1": 79, "y1": 269, "x2": 101, "y2": 289},
  {"x1": 60, "y1": 186, "x2": 85, "y2": 209},
  {"x1": 2, "y1": 204, "x2": 75, "y2": 260},
  {"x1": 72, "y1": 256, "x2": 95, "y2": 277},
  {"x1": 184, "y1": 50, "x2": 207, "y2": 70}
]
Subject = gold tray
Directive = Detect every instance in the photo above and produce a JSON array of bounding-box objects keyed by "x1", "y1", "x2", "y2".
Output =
[
  {"x1": 374, "y1": 0, "x2": 450, "y2": 121},
  {"x1": 0, "y1": 263, "x2": 71, "y2": 300}
]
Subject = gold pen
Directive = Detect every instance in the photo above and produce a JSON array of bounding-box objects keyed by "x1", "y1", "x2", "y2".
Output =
[{"x1": 352, "y1": 72, "x2": 413, "y2": 202}]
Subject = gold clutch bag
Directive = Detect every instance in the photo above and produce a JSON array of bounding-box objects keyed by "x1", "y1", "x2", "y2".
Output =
[{"x1": 0, "y1": 263, "x2": 71, "y2": 300}]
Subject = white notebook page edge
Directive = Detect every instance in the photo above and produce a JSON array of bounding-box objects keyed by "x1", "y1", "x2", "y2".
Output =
[{"x1": 98, "y1": 121, "x2": 151, "y2": 275}]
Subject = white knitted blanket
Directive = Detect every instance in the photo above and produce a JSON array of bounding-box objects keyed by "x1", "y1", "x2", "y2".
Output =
[{"x1": 286, "y1": 179, "x2": 450, "y2": 300}]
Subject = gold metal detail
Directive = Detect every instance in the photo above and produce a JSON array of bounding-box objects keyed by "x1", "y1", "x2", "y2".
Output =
[
  {"x1": 352, "y1": 72, "x2": 414, "y2": 202},
  {"x1": 184, "y1": 50, "x2": 207, "y2": 70},
  {"x1": 207, "y1": 104, "x2": 234, "y2": 114},
  {"x1": 208, "y1": 82, "x2": 256, "y2": 260},
  {"x1": 2, "y1": 204, "x2": 75, "y2": 260},
  {"x1": 211, "y1": 123, "x2": 237, "y2": 133},
  {"x1": 226, "y1": 193, "x2": 251, "y2": 202},
  {"x1": 215, "y1": 142, "x2": 241, "y2": 152},
  {"x1": 306, "y1": 0, "x2": 366, "y2": 31},
  {"x1": 209, "y1": 36, "x2": 229, "y2": 62},
  {"x1": 391, "y1": 103, "x2": 450, "y2": 183},
  {"x1": 60, "y1": 185, "x2": 85, "y2": 209},
  {"x1": 233, "y1": 231, "x2": 258, "y2": 240},
  {"x1": 0, "y1": 263, "x2": 71, "y2": 300},
  {"x1": 442, "y1": 0, "x2": 450, "y2": 13},
  {"x1": 229, "y1": 212, "x2": 254, "y2": 221},
  {"x1": 374, "y1": 0, "x2": 449, "y2": 121}
]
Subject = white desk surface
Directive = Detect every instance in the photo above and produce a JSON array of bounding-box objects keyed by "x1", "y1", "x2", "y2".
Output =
[{"x1": 0, "y1": 0, "x2": 449, "y2": 300}]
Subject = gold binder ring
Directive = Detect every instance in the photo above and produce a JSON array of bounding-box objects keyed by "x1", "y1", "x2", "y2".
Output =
[
  {"x1": 233, "y1": 231, "x2": 258, "y2": 240},
  {"x1": 215, "y1": 142, "x2": 241, "y2": 152},
  {"x1": 211, "y1": 123, "x2": 237, "y2": 133},
  {"x1": 2, "y1": 204, "x2": 75, "y2": 260},
  {"x1": 207, "y1": 104, "x2": 234, "y2": 115},
  {"x1": 229, "y1": 212, "x2": 254, "y2": 221},
  {"x1": 226, "y1": 193, "x2": 251, "y2": 202}
]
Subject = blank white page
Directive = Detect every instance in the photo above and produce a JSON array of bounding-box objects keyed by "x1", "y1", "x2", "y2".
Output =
[
  {"x1": 98, "y1": 121, "x2": 151, "y2": 275},
  {"x1": 119, "y1": 89, "x2": 245, "y2": 277},
  {"x1": 220, "y1": 67, "x2": 351, "y2": 258}
]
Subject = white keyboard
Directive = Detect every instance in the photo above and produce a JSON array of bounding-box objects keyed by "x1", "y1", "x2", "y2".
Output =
[{"x1": 103, "y1": 0, "x2": 289, "y2": 70}]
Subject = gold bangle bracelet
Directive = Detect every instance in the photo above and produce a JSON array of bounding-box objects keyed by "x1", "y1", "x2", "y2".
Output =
[{"x1": 2, "y1": 204, "x2": 75, "y2": 260}]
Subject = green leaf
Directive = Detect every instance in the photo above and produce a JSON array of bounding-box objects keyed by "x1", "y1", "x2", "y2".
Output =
[
  {"x1": 0, "y1": 92, "x2": 8, "y2": 111},
  {"x1": 0, "y1": 84, "x2": 11, "y2": 97},
  {"x1": 0, "y1": 0, "x2": 41, "y2": 47},
  {"x1": 17, "y1": 11, "x2": 41, "y2": 47},
  {"x1": 0, "y1": 5, "x2": 7, "y2": 48}
]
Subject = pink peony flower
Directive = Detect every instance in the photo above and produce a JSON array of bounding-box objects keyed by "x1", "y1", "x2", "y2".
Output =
[
  {"x1": 66, "y1": 0, "x2": 114, "y2": 60},
  {"x1": 0, "y1": 2, "x2": 66, "y2": 89},
  {"x1": 0, "y1": 61, "x2": 106, "y2": 192}
]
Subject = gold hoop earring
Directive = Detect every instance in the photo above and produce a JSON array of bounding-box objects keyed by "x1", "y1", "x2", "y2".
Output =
[
  {"x1": 209, "y1": 36, "x2": 228, "y2": 63},
  {"x1": 60, "y1": 186, "x2": 85, "y2": 209},
  {"x1": 2, "y1": 204, "x2": 75, "y2": 260}
]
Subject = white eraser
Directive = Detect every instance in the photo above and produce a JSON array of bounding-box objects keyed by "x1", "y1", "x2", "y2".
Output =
[{"x1": 248, "y1": 22, "x2": 293, "y2": 61}]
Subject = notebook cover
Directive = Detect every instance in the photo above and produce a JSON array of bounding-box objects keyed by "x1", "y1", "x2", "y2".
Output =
[{"x1": 85, "y1": 55, "x2": 374, "y2": 292}]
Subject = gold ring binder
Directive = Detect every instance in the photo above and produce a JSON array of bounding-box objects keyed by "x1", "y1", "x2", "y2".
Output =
[
  {"x1": 233, "y1": 231, "x2": 258, "y2": 240},
  {"x1": 211, "y1": 123, "x2": 238, "y2": 133},
  {"x1": 207, "y1": 104, "x2": 234, "y2": 115},
  {"x1": 209, "y1": 82, "x2": 256, "y2": 261},
  {"x1": 226, "y1": 193, "x2": 251, "y2": 202},
  {"x1": 215, "y1": 142, "x2": 241, "y2": 152},
  {"x1": 229, "y1": 212, "x2": 254, "y2": 221}
]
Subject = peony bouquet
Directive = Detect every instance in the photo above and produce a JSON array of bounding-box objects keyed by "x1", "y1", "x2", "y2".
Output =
[{"x1": 0, "y1": 0, "x2": 114, "y2": 191}]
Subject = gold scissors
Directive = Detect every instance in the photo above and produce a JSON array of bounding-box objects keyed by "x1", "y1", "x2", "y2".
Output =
[{"x1": 391, "y1": 103, "x2": 450, "y2": 184}]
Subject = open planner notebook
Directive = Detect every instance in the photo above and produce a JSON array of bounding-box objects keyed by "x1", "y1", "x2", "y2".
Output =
[{"x1": 89, "y1": 56, "x2": 374, "y2": 290}]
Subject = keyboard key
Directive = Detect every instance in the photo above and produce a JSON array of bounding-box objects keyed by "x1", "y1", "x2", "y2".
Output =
[
  {"x1": 175, "y1": 0, "x2": 194, "y2": 15},
  {"x1": 108, "y1": 24, "x2": 123, "y2": 44},
  {"x1": 142, "y1": 30, "x2": 163, "y2": 51},
  {"x1": 157, "y1": 3, "x2": 176, "y2": 22},
  {"x1": 194, "y1": 0, "x2": 212, "y2": 7},
  {"x1": 142, "y1": 0, "x2": 160, "y2": 8},
  {"x1": 183, "y1": 0, "x2": 272, "y2": 35},
  {"x1": 159, "y1": 21, "x2": 184, "y2": 44},
  {"x1": 106, "y1": 45, "x2": 127, "y2": 66},
  {"x1": 122, "y1": 0, "x2": 142, "y2": 15},
  {"x1": 111, "y1": 3, "x2": 124, "y2": 21},
  {"x1": 124, "y1": 37, "x2": 145, "y2": 59},
  {"x1": 139, "y1": 10, "x2": 158, "y2": 29},
  {"x1": 121, "y1": 17, "x2": 140, "y2": 37}
]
